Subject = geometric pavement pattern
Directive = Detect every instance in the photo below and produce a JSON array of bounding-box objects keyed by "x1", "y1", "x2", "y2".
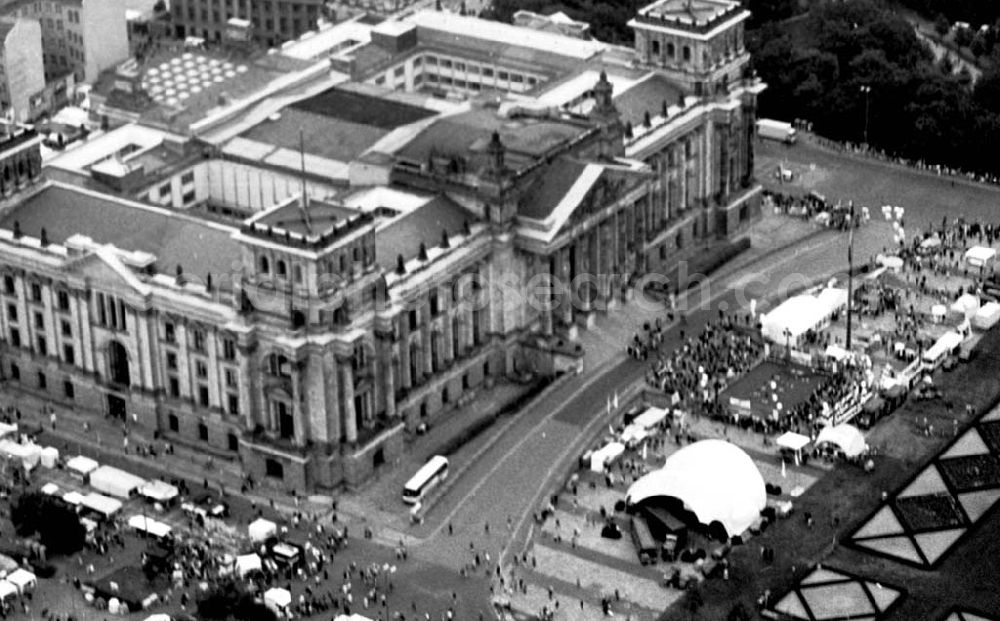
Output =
[
  {"x1": 140, "y1": 52, "x2": 248, "y2": 108},
  {"x1": 849, "y1": 414, "x2": 1000, "y2": 568},
  {"x1": 765, "y1": 566, "x2": 903, "y2": 620},
  {"x1": 942, "y1": 610, "x2": 1000, "y2": 621}
]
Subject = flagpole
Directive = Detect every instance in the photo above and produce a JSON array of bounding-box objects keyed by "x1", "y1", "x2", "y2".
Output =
[{"x1": 847, "y1": 201, "x2": 855, "y2": 350}]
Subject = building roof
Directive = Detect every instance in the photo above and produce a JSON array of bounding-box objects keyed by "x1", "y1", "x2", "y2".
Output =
[
  {"x1": 518, "y1": 158, "x2": 589, "y2": 220},
  {"x1": 613, "y1": 73, "x2": 686, "y2": 127},
  {"x1": 0, "y1": 19, "x2": 16, "y2": 42},
  {"x1": 374, "y1": 195, "x2": 472, "y2": 270},
  {"x1": 290, "y1": 86, "x2": 437, "y2": 128},
  {"x1": 0, "y1": 185, "x2": 240, "y2": 277},
  {"x1": 626, "y1": 439, "x2": 766, "y2": 537},
  {"x1": 251, "y1": 198, "x2": 362, "y2": 237},
  {"x1": 635, "y1": 0, "x2": 744, "y2": 29},
  {"x1": 396, "y1": 107, "x2": 589, "y2": 172}
]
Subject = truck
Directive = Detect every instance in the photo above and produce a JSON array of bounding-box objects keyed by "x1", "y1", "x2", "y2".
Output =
[{"x1": 756, "y1": 119, "x2": 797, "y2": 144}]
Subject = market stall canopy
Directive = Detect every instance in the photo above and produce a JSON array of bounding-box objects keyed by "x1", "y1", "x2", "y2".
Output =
[
  {"x1": 590, "y1": 441, "x2": 625, "y2": 472},
  {"x1": 923, "y1": 331, "x2": 963, "y2": 363},
  {"x1": 249, "y1": 518, "x2": 278, "y2": 542},
  {"x1": 0, "y1": 422, "x2": 16, "y2": 440},
  {"x1": 920, "y1": 236, "x2": 942, "y2": 250},
  {"x1": 39, "y1": 446, "x2": 59, "y2": 469},
  {"x1": 626, "y1": 440, "x2": 766, "y2": 538},
  {"x1": 951, "y1": 293, "x2": 980, "y2": 318},
  {"x1": 89, "y1": 466, "x2": 147, "y2": 499},
  {"x1": 40, "y1": 482, "x2": 60, "y2": 496},
  {"x1": 825, "y1": 344, "x2": 850, "y2": 361},
  {"x1": 5, "y1": 569, "x2": 35, "y2": 593},
  {"x1": 931, "y1": 304, "x2": 948, "y2": 318},
  {"x1": 816, "y1": 424, "x2": 867, "y2": 457},
  {"x1": 0, "y1": 581, "x2": 16, "y2": 601},
  {"x1": 619, "y1": 425, "x2": 649, "y2": 447},
  {"x1": 974, "y1": 302, "x2": 1000, "y2": 330},
  {"x1": 144, "y1": 614, "x2": 173, "y2": 621},
  {"x1": 264, "y1": 587, "x2": 292, "y2": 612},
  {"x1": 66, "y1": 455, "x2": 99, "y2": 477},
  {"x1": 80, "y1": 493, "x2": 123, "y2": 518},
  {"x1": 775, "y1": 431, "x2": 811, "y2": 452},
  {"x1": 127, "y1": 515, "x2": 172, "y2": 539},
  {"x1": 235, "y1": 553, "x2": 262, "y2": 577},
  {"x1": 139, "y1": 480, "x2": 179, "y2": 503},
  {"x1": 0, "y1": 440, "x2": 42, "y2": 468},
  {"x1": 964, "y1": 246, "x2": 996, "y2": 267},
  {"x1": 632, "y1": 407, "x2": 668, "y2": 429},
  {"x1": 62, "y1": 491, "x2": 85, "y2": 506}
]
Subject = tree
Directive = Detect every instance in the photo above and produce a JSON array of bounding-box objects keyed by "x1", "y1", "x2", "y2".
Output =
[
  {"x1": 934, "y1": 14, "x2": 950, "y2": 37},
  {"x1": 11, "y1": 492, "x2": 86, "y2": 556},
  {"x1": 727, "y1": 602, "x2": 753, "y2": 621},
  {"x1": 198, "y1": 579, "x2": 277, "y2": 621},
  {"x1": 954, "y1": 26, "x2": 973, "y2": 48},
  {"x1": 686, "y1": 586, "x2": 704, "y2": 620}
]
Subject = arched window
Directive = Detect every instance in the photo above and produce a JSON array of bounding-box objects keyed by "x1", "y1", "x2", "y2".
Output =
[
  {"x1": 666, "y1": 42, "x2": 675, "y2": 58},
  {"x1": 651, "y1": 40, "x2": 660, "y2": 56},
  {"x1": 683, "y1": 46, "x2": 691, "y2": 62},
  {"x1": 276, "y1": 260, "x2": 287, "y2": 278},
  {"x1": 259, "y1": 255, "x2": 270, "y2": 274},
  {"x1": 267, "y1": 353, "x2": 291, "y2": 378}
]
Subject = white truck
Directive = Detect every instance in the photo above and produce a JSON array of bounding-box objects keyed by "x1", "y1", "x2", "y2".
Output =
[{"x1": 756, "y1": 119, "x2": 797, "y2": 144}]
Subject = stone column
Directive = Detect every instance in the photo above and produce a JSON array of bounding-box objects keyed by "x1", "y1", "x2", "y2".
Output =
[
  {"x1": 443, "y1": 307, "x2": 455, "y2": 363},
  {"x1": 291, "y1": 363, "x2": 307, "y2": 446},
  {"x1": 399, "y1": 323, "x2": 412, "y2": 390},
  {"x1": 339, "y1": 359, "x2": 357, "y2": 445},
  {"x1": 238, "y1": 349, "x2": 253, "y2": 430},
  {"x1": 305, "y1": 352, "x2": 327, "y2": 444},
  {"x1": 559, "y1": 247, "x2": 573, "y2": 326},
  {"x1": 422, "y1": 321, "x2": 433, "y2": 378},
  {"x1": 323, "y1": 350, "x2": 341, "y2": 443},
  {"x1": 383, "y1": 353, "x2": 396, "y2": 418}
]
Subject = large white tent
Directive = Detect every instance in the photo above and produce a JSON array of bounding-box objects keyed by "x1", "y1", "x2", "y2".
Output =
[
  {"x1": 816, "y1": 424, "x2": 867, "y2": 458},
  {"x1": 761, "y1": 289, "x2": 847, "y2": 346},
  {"x1": 249, "y1": 518, "x2": 277, "y2": 543},
  {"x1": 974, "y1": 302, "x2": 1000, "y2": 330},
  {"x1": 965, "y1": 246, "x2": 996, "y2": 268},
  {"x1": 626, "y1": 440, "x2": 766, "y2": 538}
]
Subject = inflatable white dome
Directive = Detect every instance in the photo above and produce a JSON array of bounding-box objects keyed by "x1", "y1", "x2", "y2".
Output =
[{"x1": 626, "y1": 439, "x2": 766, "y2": 538}]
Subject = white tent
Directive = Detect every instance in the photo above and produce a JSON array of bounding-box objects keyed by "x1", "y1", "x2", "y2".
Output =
[
  {"x1": 139, "y1": 480, "x2": 179, "y2": 504},
  {"x1": 761, "y1": 296, "x2": 826, "y2": 345},
  {"x1": 816, "y1": 424, "x2": 867, "y2": 458},
  {"x1": 589, "y1": 441, "x2": 625, "y2": 472},
  {"x1": 825, "y1": 344, "x2": 850, "y2": 361},
  {"x1": 335, "y1": 615, "x2": 377, "y2": 621},
  {"x1": 264, "y1": 587, "x2": 292, "y2": 616},
  {"x1": 626, "y1": 440, "x2": 766, "y2": 538},
  {"x1": 876, "y1": 255, "x2": 903, "y2": 271},
  {"x1": 127, "y1": 515, "x2": 172, "y2": 539},
  {"x1": 62, "y1": 491, "x2": 85, "y2": 506},
  {"x1": 66, "y1": 455, "x2": 99, "y2": 480},
  {"x1": 965, "y1": 246, "x2": 996, "y2": 268},
  {"x1": 5, "y1": 569, "x2": 35, "y2": 594},
  {"x1": 931, "y1": 304, "x2": 948, "y2": 321},
  {"x1": 0, "y1": 580, "x2": 16, "y2": 602},
  {"x1": 923, "y1": 331, "x2": 963, "y2": 365},
  {"x1": 40, "y1": 482, "x2": 60, "y2": 496},
  {"x1": 816, "y1": 287, "x2": 849, "y2": 315},
  {"x1": 80, "y1": 493, "x2": 123, "y2": 518},
  {"x1": 0, "y1": 422, "x2": 16, "y2": 440},
  {"x1": 619, "y1": 425, "x2": 649, "y2": 448},
  {"x1": 951, "y1": 293, "x2": 980, "y2": 319},
  {"x1": 974, "y1": 302, "x2": 1000, "y2": 330},
  {"x1": 235, "y1": 553, "x2": 262, "y2": 577},
  {"x1": 144, "y1": 614, "x2": 173, "y2": 621},
  {"x1": 0, "y1": 440, "x2": 42, "y2": 469},
  {"x1": 249, "y1": 518, "x2": 277, "y2": 543},
  {"x1": 39, "y1": 446, "x2": 59, "y2": 469},
  {"x1": 89, "y1": 466, "x2": 147, "y2": 499},
  {"x1": 775, "y1": 431, "x2": 811, "y2": 452},
  {"x1": 632, "y1": 406, "x2": 669, "y2": 429}
]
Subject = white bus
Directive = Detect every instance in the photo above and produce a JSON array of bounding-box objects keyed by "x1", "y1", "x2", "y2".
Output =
[{"x1": 403, "y1": 455, "x2": 449, "y2": 504}]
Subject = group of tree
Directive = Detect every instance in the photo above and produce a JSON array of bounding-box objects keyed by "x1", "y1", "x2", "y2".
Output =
[
  {"x1": 9, "y1": 491, "x2": 86, "y2": 556},
  {"x1": 197, "y1": 579, "x2": 277, "y2": 621},
  {"x1": 900, "y1": 0, "x2": 1000, "y2": 29},
  {"x1": 749, "y1": 0, "x2": 1000, "y2": 176}
]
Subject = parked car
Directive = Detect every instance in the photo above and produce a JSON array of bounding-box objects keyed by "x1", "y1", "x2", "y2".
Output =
[{"x1": 914, "y1": 385, "x2": 942, "y2": 401}]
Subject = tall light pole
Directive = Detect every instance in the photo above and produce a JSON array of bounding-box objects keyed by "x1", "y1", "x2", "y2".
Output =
[
  {"x1": 860, "y1": 85, "x2": 871, "y2": 146},
  {"x1": 846, "y1": 201, "x2": 856, "y2": 351}
]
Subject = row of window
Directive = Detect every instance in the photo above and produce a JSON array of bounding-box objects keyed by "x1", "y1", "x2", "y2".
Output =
[
  {"x1": 7, "y1": 363, "x2": 74, "y2": 400},
  {"x1": 3, "y1": 276, "x2": 72, "y2": 309},
  {"x1": 163, "y1": 320, "x2": 237, "y2": 360}
]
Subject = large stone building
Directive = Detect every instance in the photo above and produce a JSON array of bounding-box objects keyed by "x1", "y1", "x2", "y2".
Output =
[
  {"x1": 0, "y1": 0, "x2": 764, "y2": 492},
  {"x1": 169, "y1": 0, "x2": 330, "y2": 48},
  {"x1": 0, "y1": 18, "x2": 44, "y2": 122}
]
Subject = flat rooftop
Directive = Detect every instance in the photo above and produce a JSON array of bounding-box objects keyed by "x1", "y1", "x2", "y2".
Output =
[
  {"x1": 239, "y1": 87, "x2": 436, "y2": 162},
  {"x1": 613, "y1": 73, "x2": 686, "y2": 127},
  {"x1": 251, "y1": 198, "x2": 363, "y2": 237},
  {"x1": 636, "y1": 0, "x2": 743, "y2": 27},
  {"x1": 0, "y1": 185, "x2": 240, "y2": 277}
]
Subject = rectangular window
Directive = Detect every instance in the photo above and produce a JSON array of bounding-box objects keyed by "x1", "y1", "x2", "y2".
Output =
[
  {"x1": 394, "y1": 65, "x2": 404, "y2": 77},
  {"x1": 408, "y1": 309, "x2": 418, "y2": 331},
  {"x1": 193, "y1": 329, "x2": 205, "y2": 352},
  {"x1": 64, "y1": 380, "x2": 74, "y2": 399},
  {"x1": 168, "y1": 413, "x2": 179, "y2": 432},
  {"x1": 441, "y1": 59, "x2": 452, "y2": 68},
  {"x1": 169, "y1": 376, "x2": 180, "y2": 398},
  {"x1": 159, "y1": 182, "x2": 171, "y2": 199},
  {"x1": 33, "y1": 312, "x2": 43, "y2": 329},
  {"x1": 166, "y1": 351, "x2": 177, "y2": 370},
  {"x1": 227, "y1": 394, "x2": 239, "y2": 415},
  {"x1": 198, "y1": 385, "x2": 210, "y2": 407},
  {"x1": 196, "y1": 359, "x2": 208, "y2": 378},
  {"x1": 61, "y1": 320, "x2": 71, "y2": 337},
  {"x1": 37, "y1": 371, "x2": 46, "y2": 390},
  {"x1": 63, "y1": 344, "x2": 74, "y2": 365},
  {"x1": 164, "y1": 322, "x2": 176, "y2": 343},
  {"x1": 57, "y1": 290, "x2": 70, "y2": 310},
  {"x1": 6, "y1": 304, "x2": 15, "y2": 321},
  {"x1": 36, "y1": 335, "x2": 47, "y2": 355},
  {"x1": 483, "y1": 67, "x2": 494, "y2": 77},
  {"x1": 224, "y1": 368, "x2": 237, "y2": 388},
  {"x1": 9, "y1": 363, "x2": 18, "y2": 380},
  {"x1": 180, "y1": 170, "x2": 195, "y2": 185},
  {"x1": 182, "y1": 189, "x2": 196, "y2": 204},
  {"x1": 429, "y1": 291, "x2": 440, "y2": 316},
  {"x1": 3, "y1": 275, "x2": 13, "y2": 294},
  {"x1": 198, "y1": 422, "x2": 209, "y2": 441},
  {"x1": 10, "y1": 328, "x2": 20, "y2": 348},
  {"x1": 425, "y1": 55, "x2": 437, "y2": 65},
  {"x1": 498, "y1": 71, "x2": 509, "y2": 81},
  {"x1": 30, "y1": 283, "x2": 41, "y2": 302},
  {"x1": 222, "y1": 338, "x2": 236, "y2": 360}
]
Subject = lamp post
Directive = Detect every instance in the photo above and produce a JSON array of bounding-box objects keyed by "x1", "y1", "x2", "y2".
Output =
[
  {"x1": 846, "y1": 201, "x2": 856, "y2": 350},
  {"x1": 783, "y1": 328, "x2": 792, "y2": 359},
  {"x1": 860, "y1": 85, "x2": 871, "y2": 146}
]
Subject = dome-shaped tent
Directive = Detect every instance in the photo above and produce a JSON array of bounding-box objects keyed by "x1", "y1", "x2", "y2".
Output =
[{"x1": 626, "y1": 440, "x2": 766, "y2": 539}]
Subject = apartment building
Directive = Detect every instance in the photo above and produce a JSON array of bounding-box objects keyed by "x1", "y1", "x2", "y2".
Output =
[
  {"x1": 170, "y1": 0, "x2": 329, "y2": 48},
  {"x1": 0, "y1": 18, "x2": 43, "y2": 122}
]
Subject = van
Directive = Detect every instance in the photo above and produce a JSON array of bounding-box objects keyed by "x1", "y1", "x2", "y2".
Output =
[{"x1": 631, "y1": 516, "x2": 658, "y2": 565}]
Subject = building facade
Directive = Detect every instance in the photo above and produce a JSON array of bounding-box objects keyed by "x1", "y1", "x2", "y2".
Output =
[
  {"x1": 0, "y1": 18, "x2": 44, "y2": 122},
  {"x1": 170, "y1": 0, "x2": 330, "y2": 48},
  {"x1": 2, "y1": 0, "x2": 129, "y2": 83}
]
